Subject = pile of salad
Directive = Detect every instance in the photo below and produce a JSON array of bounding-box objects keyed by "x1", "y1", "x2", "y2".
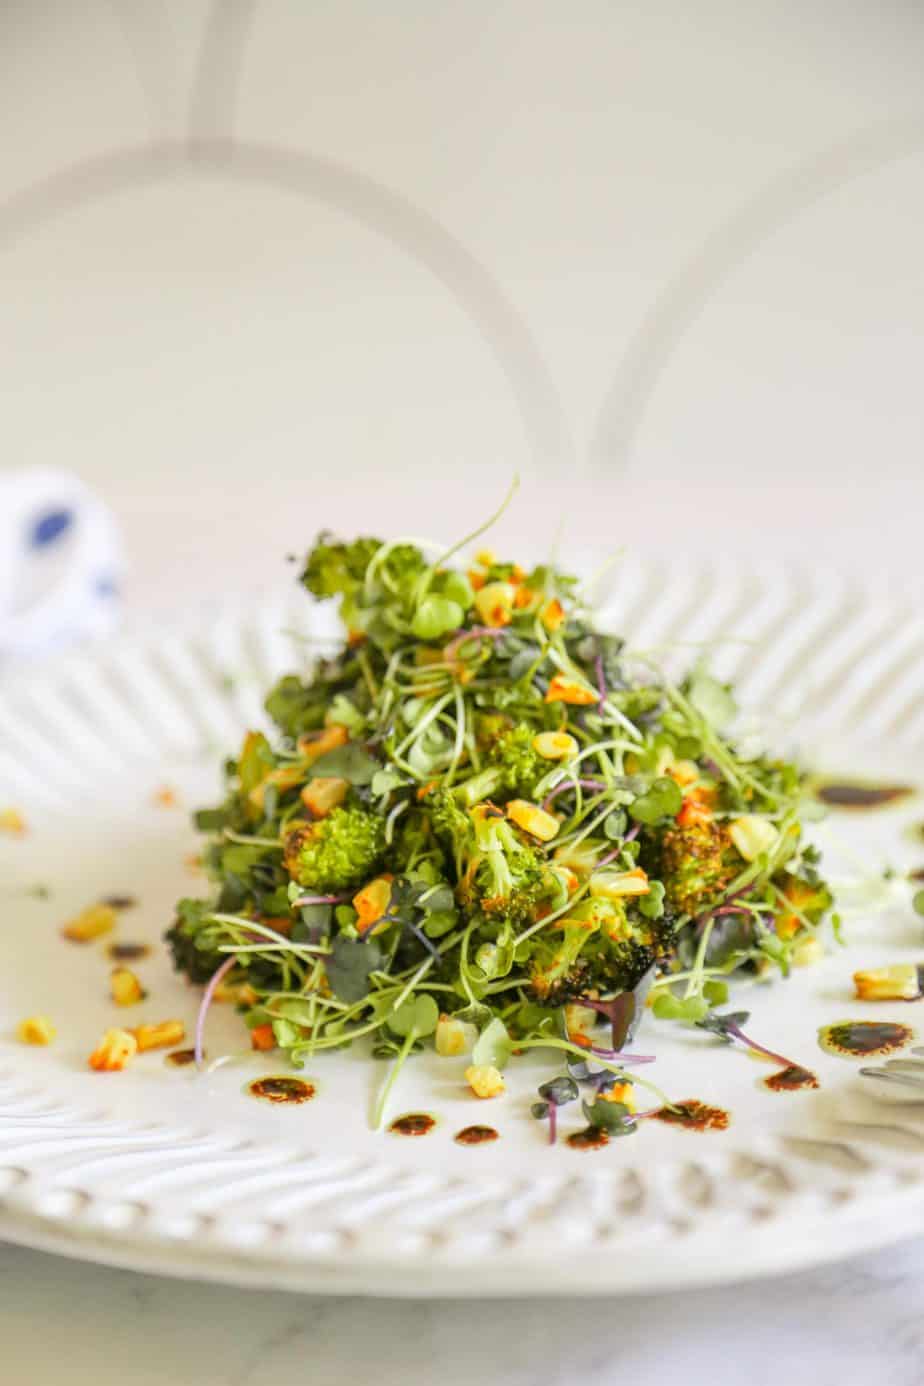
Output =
[{"x1": 168, "y1": 499, "x2": 834, "y2": 1135}]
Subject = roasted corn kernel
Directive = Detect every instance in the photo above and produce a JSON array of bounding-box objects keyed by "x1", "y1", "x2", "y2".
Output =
[
  {"x1": 465, "y1": 1064, "x2": 506, "y2": 1098},
  {"x1": 17, "y1": 1015, "x2": 56, "y2": 1045},
  {"x1": 61, "y1": 904, "x2": 117, "y2": 943},
  {"x1": 110, "y1": 967, "x2": 146, "y2": 1006},
  {"x1": 853, "y1": 964, "x2": 922, "y2": 1002},
  {"x1": 132, "y1": 1020, "x2": 186, "y2": 1052},
  {"x1": 301, "y1": 776, "x2": 349, "y2": 818},
  {"x1": 532, "y1": 731, "x2": 578, "y2": 761},
  {"x1": 89, "y1": 1028, "x2": 138, "y2": 1071},
  {"x1": 544, "y1": 674, "x2": 597, "y2": 706},
  {"x1": 506, "y1": 799, "x2": 560, "y2": 842}
]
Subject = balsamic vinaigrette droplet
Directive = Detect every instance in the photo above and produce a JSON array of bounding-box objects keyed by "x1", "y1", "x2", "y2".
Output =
[
  {"x1": 566, "y1": 1126, "x2": 610, "y2": 1150},
  {"x1": 165, "y1": 1048, "x2": 198, "y2": 1067},
  {"x1": 818, "y1": 1020, "x2": 914, "y2": 1058},
  {"x1": 248, "y1": 1076, "x2": 316, "y2": 1104},
  {"x1": 454, "y1": 1125, "x2": 499, "y2": 1146},
  {"x1": 388, "y1": 1113, "x2": 436, "y2": 1137},
  {"x1": 108, "y1": 942, "x2": 151, "y2": 962},
  {"x1": 814, "y1": 781, "x2": 914, "y2": 810},
  {"x1": 652, "y1": 1100, "x2": 730, "y2": 1132},
  {"x1": 764, "y1": 1064, "x2": 819, "y2": 1093}
]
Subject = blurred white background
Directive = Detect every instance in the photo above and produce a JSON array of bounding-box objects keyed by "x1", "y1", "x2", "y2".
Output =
[{"x1": 0, "y1": 0, "x2": 922, "y2": 614}]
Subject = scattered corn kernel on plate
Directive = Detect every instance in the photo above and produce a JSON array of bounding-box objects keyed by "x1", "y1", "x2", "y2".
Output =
[{"x1": 1, "y1": 547, "x2": 924, "y2": 1298}]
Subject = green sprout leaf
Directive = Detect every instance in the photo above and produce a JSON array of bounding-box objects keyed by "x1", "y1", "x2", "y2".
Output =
[
  {"x1": 386, "y1": 994, "x2": 439, "y2": 1039},
  {"x1": 628, "y1": 776, "x2": 683, "y2": 825},
  {"x1": 325, "y1": 935, "x2": 384, "y2": 1003},
  {"x1": 638, "y1": 878, "x2": 666, "y2": 919},
  {"x1": 581, "y1": 1098, "x2": 637, "y2": 1135},
  {"x1": 688, "y1": 671, "x2": 738, "y2": 729},
  {"x1": 411, "y1": 596, "x2": 465, "y2": 641},
  {"x1": 310, "y1": 743, "x2": 380, "y2": 785},
  {"x1": 471, "y1": 1017, "x2": 513, "y2": 1070},
  {"x1": 913, "y1": 889, "x2": 924, "y2": 918}
]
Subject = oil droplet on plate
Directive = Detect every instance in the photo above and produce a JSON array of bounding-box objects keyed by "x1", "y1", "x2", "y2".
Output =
[
  {"x1": 247, "y1": 1077, "x2": 316, "y2": 1104},
  {"x1": 818, "y1": 1020, "x2": 913, "y2": 1058},
  {"x1": 814, "y1": 781, "x2": 913, "y2": 810},
  {"x1": 165, "y1": 1048, "x2": 198, "y2": 1067},
  {"x1": 108, "y1": 942, "x2": 150, "y2": 962},
  {"x1": 652, "y1": 1101, "x2": 730, "y2": 1132},
  {"x1": 566, "y1": 1126, "x2": 610, "y2": 1150},
  {"x1": 764, "y1": 1064, "x2": 819, "y2": 1092},
  {"x1": 389, "y1": 1113, "x2": 436, "y2": 1137},
  {"x1": 454, "y1": 1125, "x2": 499, "y2": 1146}
]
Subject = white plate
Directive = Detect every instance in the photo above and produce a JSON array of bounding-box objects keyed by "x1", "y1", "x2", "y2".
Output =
[{"x1": 1, "y1": 558, "x2": 923, "y2": 1297}]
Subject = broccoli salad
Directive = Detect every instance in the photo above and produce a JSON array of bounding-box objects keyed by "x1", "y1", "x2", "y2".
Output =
[{"x1": 167, "y1": 500, "x2": 834, "y2": 1137}]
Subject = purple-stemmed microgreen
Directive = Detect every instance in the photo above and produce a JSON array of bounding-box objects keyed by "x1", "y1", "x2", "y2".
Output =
[{"x1": 696, "y1": 1010, "x2": 807, "y2": 1071}]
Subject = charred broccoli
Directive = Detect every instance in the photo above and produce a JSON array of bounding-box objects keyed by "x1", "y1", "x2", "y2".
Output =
[{"x1": 283, "y1": 806, "x2": 385, "y2": 893}]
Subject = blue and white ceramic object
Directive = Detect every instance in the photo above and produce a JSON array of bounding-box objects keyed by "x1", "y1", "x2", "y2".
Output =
[{"x1": 0, "y1": 468, "x2": 122, "y2": 661}]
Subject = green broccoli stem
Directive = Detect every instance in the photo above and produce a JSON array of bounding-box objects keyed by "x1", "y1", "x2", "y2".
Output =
[{"x1": 454, "y1": 765, "x2": 505, "y2": 807}]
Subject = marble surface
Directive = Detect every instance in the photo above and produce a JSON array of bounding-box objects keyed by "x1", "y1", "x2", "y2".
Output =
[{"x1": 3, "y1": 1238, "x2": 924, "y2": 1386}]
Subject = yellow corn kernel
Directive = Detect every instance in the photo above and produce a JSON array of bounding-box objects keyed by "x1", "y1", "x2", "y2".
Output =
[
  {"x1": 551, "y1": 864, "x2": 580, "y2": 895},
  {"x1": 729, "y1": 815, "x2": 779, "y2": 862},
  {"x1": 540, "y1": 598, "x2": 566, "y2": 632},
  {"x1": 665, "y1": 758, "x2": 700, "y2": 787},
  {"x1": 473, "y1": 581, "x2": 516, "y2": 628},
  {"x1": 353, "y1": 875, "x2": 394, "y2": 934},
  {"x1": 61, "y1": 904, "x2": 117, "y2": 943},
  {"x1": 792, "y1": 935, "x2": 824, "y2": 967},
  {"x1": 0, "y1": 808, "x2": 27, "y2": 836},
  {"x1": 474, "y1": 548, "x2": 496, "y2": 568},
  {"x1": 110, "y1": 967, "x2": 146, "y2": 1006},
  {"x1": 300, "y1": 776, "x2": 349, "y2": 819},
  {"x1": 89, "y1": 1028, "x2": 138, "y2": 1071},
  {"x1": 506, "y1": 799, "x2": 560, "y2": 842},
  {"x1": 544, "y1": 674, "x2": 597, "y2": 706},
  {"x1": 532, "y1": 731, "x2": 578, "y2": 761},
  {"x1": 853, "y1": 964, "x2": 921, "y2": 1002},
  {"x1": 564, "y1": 1003, "x2": 598, "y2": 1042},
  {"x1": 17, "y1": 1015, "x2": 56, "y2": 1045},
  {"x1": 248, "y1": 763, "x2": 308, "y2": 812},
  {"x1": 513, "y1": 585, "x2": 538, "y2": 611},
  {"x1": 465, "y1": 1064, "x2": 506, "y2": 1098},
  {"x1": 554, "y1": 839, "x2": 605, "y2": 878},
  {"x1": 599, "y1": 1081, "x2": 635, "y2": 1111},
  {"x1": 435, "y1": 1014, "x2": 478, "y2": 1057},
  {"x1": 589, "y1": 868, "x2": 650, "y2": 900},
  {"x1": 296, "y1": 723, "x2": 349, "y2": 764},
  {"x1": 132, "y1": 1020, "x2": 186, "y2": 1052}
]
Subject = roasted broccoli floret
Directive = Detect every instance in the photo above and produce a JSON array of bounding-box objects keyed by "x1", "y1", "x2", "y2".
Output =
[
  {"x1": 283, "y1": 805, "x2": 385, "y2": 893},
  {"x1": 464, "y1": 806, "x2": 547, "y2": 922},
  {"x1": 774, "y1": 870, "x2": 833, "y2": 939},
  {"x1": 165, "y1": 898, "x2": 224, "y2": 985},
  {"x1": 301, "y1": 534, "x2": 382, "y2": 600},
  {"x1": 528, "y1": 898, "x2": 677, "y2": 1004},
  {"x1": 454, "y1": 722, "x2": 548, "y2": 806},
  {"x1": 659, "y1": 819, "x2": 743, "y2": 917}
]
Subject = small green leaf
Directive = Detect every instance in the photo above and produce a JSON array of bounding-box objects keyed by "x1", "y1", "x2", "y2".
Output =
[
  {"x1": 581, "y1": 1098, "x2": 637, "y2": 1134},
  {"x1": 471, "y1": 1017, "x2": 513, "y2": 1070},
  {"x1": 326, "y1": 694, "x2": 367, "y2": 735},
  {"x1": 371, "y1": 768, "x2": 407, "y2": 798},
  {"x1": 310, "y1": 743, "x2": 380, "y2": 785},
  {"x1": 386, "y1": 993, "x2": 440, "y2": 1038},
  {"x1": 688, "y1": 671, "x2": 737, "y2": 729},
  {"x1": 325, "y1": 935, "x2": 383, "y2": 1003},
  {"x1": 271, "y1": 1018, "x2": 302, "y2": 1048},
  {"x1": 628, "y1": 776, "x2": 683, "y2": 825},
  {"x1": 651, "y1": 992, "x2": 710, "y2": 1022},
  {"x1": 638, "y1": 879, "x2": 666, "y2": 920},
  {"x1": 436, "y1": 570, "x2": 474, "y2": 610},
  {"x1": 603, "y1": 809, "x2": 628, "y2": 841},
  {"x1": 913, "y1": 889, "x2": 924, "y2": 918},
  {"x1": 702, "y1": 978, "x2": 729, "y2": 1005},
  {"x1": 411, "y1": 596, "x2": 465, "y2": 641}
]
